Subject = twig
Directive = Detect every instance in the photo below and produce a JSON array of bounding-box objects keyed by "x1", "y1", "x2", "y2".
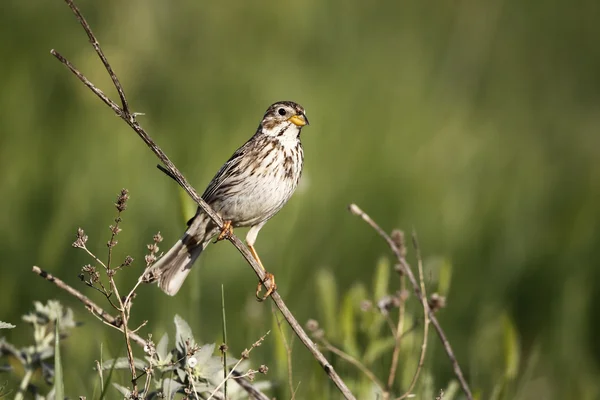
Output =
[
  {"x1": 348, "y1": 204, "x2": 473, "y2": 400},
  {"x1": 318, "y1": 337, "x2": 385, "y2": 392},
  {"x1": 31, "y1": 266, "x2": 270, "y2": 400},
  {"x1": 51, "y1": 1, "x2": 355, "y2": 398},
  {"x1": 396, "y1": 233, "x2": 430, "y2": 400},
  {"x1": 384, "y1": 274, "x2": 407, "y2": 399},
  {"x1": 206, "y1": 332, "x2": 270, "y2": 400}
]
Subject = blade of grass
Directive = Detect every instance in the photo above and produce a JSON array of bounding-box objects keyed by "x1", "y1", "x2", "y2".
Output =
[{"x1": 54, "y1": 320, "x2": 65, "y2": 400}]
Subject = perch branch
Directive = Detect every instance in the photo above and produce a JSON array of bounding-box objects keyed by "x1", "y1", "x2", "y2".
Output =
[
  {"x1": 51, "y1": 0, "x2": 355, "y2": 398},
  {"x1": 348, "y1": 204, "x2": 473, "y2": 400}
]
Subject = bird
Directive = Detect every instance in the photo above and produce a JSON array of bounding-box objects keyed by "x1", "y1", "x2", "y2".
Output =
[{"x1": 144, "y1": 101, "x2": 309, "y2": 300}]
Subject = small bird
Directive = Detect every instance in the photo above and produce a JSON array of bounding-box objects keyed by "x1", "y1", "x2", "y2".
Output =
[{"x1": 145, "y1": 101, "x2": 309, "y2": 300}]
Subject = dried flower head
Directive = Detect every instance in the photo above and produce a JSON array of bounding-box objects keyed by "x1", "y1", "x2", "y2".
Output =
[
  {"x1": 391, "y1": 229, "x2": 406, "y2": 258},
  {"x1": 115, "y1": 189, "x2": 129, "y2": 212},
  {"x1": 429, "y1": 293, "x2": 447, "y2": 312},
  {"x1": 72, "y1": 228, "x2": 88, "y2": 248},
  {"x1": 305, "y1": 319, "x2": 319, "y2": 332}
]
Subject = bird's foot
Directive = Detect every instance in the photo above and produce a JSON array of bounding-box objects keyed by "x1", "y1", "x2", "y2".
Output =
[
  {"x1": 256, "y1": 272, "x2": 276, "y2": 302},
  {"x1": 215, "y1": 220, "x2": 233, "y2": 242}
]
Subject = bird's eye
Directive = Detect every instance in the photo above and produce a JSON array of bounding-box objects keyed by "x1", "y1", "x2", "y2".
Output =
[{"x1": 278, "y1": 108, "x2": 287, "y2": 116}]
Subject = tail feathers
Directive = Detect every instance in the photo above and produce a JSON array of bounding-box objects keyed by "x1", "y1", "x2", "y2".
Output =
[{"x1": 145, "y1": 234, "x2": 207, "y2": 296}]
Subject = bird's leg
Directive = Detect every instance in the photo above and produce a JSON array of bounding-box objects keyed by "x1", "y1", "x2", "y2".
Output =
[
  {"x1": 248, "y1": 244, "x2": 276, "y2": 301},
  {"x1": 215, "y1": 220, "x2": 233, "y2": 242}
]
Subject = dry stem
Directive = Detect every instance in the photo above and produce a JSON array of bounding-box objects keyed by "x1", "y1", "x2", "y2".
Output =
[
  {"x1": 348, "y1": 204, "x2": 473, "y2": 400},
  {"x1": 50, "y1": 0, "x2": 355, "y2": 398}
]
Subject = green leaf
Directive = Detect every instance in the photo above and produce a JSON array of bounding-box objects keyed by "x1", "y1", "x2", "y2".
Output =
[
  {"x1": 174, "y1": 314, "x2": 195, "y2": 353},
  {"x1": 373, "y1": 257, "x2": 391, "y2": 301},
  {"x1": 0, "y1": 321, "x2": 15, "y2": 329},
  {"x1": 363, "y1": 336, "x2": 396, "y2": 365},
  {"x1": 53, "y1": 321, "x2": 64, "y2": 400},
  {"x1": 100, "y1": 357, "x2": 147, "y2": 371},
  {"x1": 315, "y1": 269, "x2": 338, "y2": 339},
  {"x1": 162, "y1": 378, "x2": 183, "y2": 400},
  {"x1": 340, "y1": 284, "x2": 366, "y2": 358},
  {"x1": 502, "y1": 313, "x2": 520, "y2": 380},
  {"x1": 192, "y1": 343, "x2": 216, "y2": 367}
]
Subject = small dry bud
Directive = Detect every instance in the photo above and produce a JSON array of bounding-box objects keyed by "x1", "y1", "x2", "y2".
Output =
[
  {"x1": 360, "y1": 300, "x2": 372, "y2": 312},
  {"x1": 115, "y1": 189, "x2": 129, "y2": 212},
  {"x1": 153, "y1": 232, "x2": 163, "y2": 243},
  {"x1": 394, "y1": 263, "x2": 405, "y2": 276},
  {"x1": 312, "y1": 329, "x2": 325, "y2": 340},
  {"x1": 305, "y1": 319, "x2": 319, "y2": 332},
  {"x1": 123, "y1": 256, "x2": 134, "y2": 266},
  {"x1": 377, "y1": 295, "x2": 396, "y2": 316},
  {"x1": 391, "y1": 230, "x2": 406, "y2": 258},
  {"x1": 348, "y1": 203, "x2": 362, "y2": 216},
  {"x1": 398, "y1": 289, "x2": 410, "y2": 303},
  {"x1": 429, "y1": 293, "x2": 446, "y2": 312},
  {"x1": 107, "y1": 239, "x2": 118, "y2": 248},
  {"x1": 219, "y1": 343, "x2": 228, "y2": 353},
  {"x1": 246, "y1": 369, "x2": 256, "y2": 381},
  {"x1": 72, "y1": 228, "x2": 88, "y2": 248},
  {"x1": 258, "y1": 364, "x2": 268, "y2": 374},
  {"x1": 145, "y1": 254, "x2": 157, "y2": 266},
  {"x1": 241, "y1": 349, "x2": 250, "y2": 359}
]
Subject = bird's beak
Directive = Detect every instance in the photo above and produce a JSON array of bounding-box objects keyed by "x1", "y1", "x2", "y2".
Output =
[{"x1": 288, "y1": 113, "x2": 309, "y2": 127}]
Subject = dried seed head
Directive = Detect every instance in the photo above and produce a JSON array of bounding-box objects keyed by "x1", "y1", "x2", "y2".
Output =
[
  {"x1": 241, "y1": 349, "x2": 250, "y2": 359},
  {"x1": 115, "y1": 189, "x2": 129, "y2": 212},
  {"x1": 258, "y1": 365, "x2": 268, "y2": 374},
  {"x1": 391, "y1": 229, "x2": 406, "y2": 258},
  {"x1": 219, "y1": 343, "x2": 228, "y2": 353},
  {"x1": 429, "y1": 293, "x2": 446, "y2": 312},
  {"x1": 123, "y1": 256, "x2": 134, "y2": 266},
  {"x1": 305, "y1": 319, "x2": 319, "y2": 332},
  {"x1": 153, "y1": 232, "x2": 163, "y2": 243},
  {"x1": 72, "y1": 228, "x2": 88, "y2": 248}
]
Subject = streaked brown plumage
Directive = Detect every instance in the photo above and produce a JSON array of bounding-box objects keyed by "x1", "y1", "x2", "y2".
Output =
[{"x1": 145, "y1": 101, "x2": 309, "y2": 296}]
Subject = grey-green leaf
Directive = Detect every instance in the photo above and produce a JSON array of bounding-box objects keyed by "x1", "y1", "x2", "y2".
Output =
[
  {"x1": 112, "y1": 383, "x2": 131, "y2": 398},
  {"x1": 0, "y1": 321, "x2": 15, "y2": 329},
  {"x1": 156, "y1": 332, "x2": 170, "y2": 362},
  {"x1": 174, "y1": 314, "x2": 195, "y2": 353}
]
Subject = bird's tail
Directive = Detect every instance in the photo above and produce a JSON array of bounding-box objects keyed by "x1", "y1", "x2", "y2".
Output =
[{"x1": 144, "y1": 215, "x2": 213, "y2": 296}]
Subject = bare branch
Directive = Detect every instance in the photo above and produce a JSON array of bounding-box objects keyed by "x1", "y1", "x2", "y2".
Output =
[
  {"x1": 50, "y1": 0, "x2": 355, "y2": 397},
  {"x1": 348, "y1": 204, "x2": 473, "y2": 400}
]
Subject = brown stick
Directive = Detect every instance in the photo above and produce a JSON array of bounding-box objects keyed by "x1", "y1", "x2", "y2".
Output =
[
  {"x1": 31, "y1": 266, "x2": 269, "y2": 400},
  {"x1": 348, "y1": 205, "x2": 473, "y2": 400},
  {"x1": 51, "y1": 1, "x2": 355, "y2": 398}
]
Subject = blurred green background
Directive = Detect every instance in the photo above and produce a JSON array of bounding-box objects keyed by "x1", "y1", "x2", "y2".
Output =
[{"x1": 1, "y1": 0, "x2": 599, "y2": 398}]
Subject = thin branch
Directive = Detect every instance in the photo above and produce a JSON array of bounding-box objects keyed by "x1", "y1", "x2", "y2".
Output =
[
  {"x1": 51, "y1": 1, "x2": 355, "y2": 398},
  {"x1": 348, "y1": 204, "x2": 473, "y2": 400},
  {"x1": 31, "y1": 266, "x2": 270, "y2": 400},
  {"x1": 396, "y1": 233, "x2": 430, "y2": 400},
  {"x1": 384, "y1": 274, "x2": 407, "y2": 399},
  {"x1": 319, "y1": 337, "x2": 385, "y2": 392}
]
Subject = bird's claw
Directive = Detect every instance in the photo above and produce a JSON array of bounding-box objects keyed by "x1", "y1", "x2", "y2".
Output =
[
  {"x1": 256, "y1": 272, "x2": 276, "y2": 302},
  {"x1": 215, "y1": 220, "x2": 233, "y2": 242}
]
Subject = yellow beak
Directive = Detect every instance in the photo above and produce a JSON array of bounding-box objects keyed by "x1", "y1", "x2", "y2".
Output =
[{"x1": 288, "y1": 114, "x2": 308, "y2": 127}]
